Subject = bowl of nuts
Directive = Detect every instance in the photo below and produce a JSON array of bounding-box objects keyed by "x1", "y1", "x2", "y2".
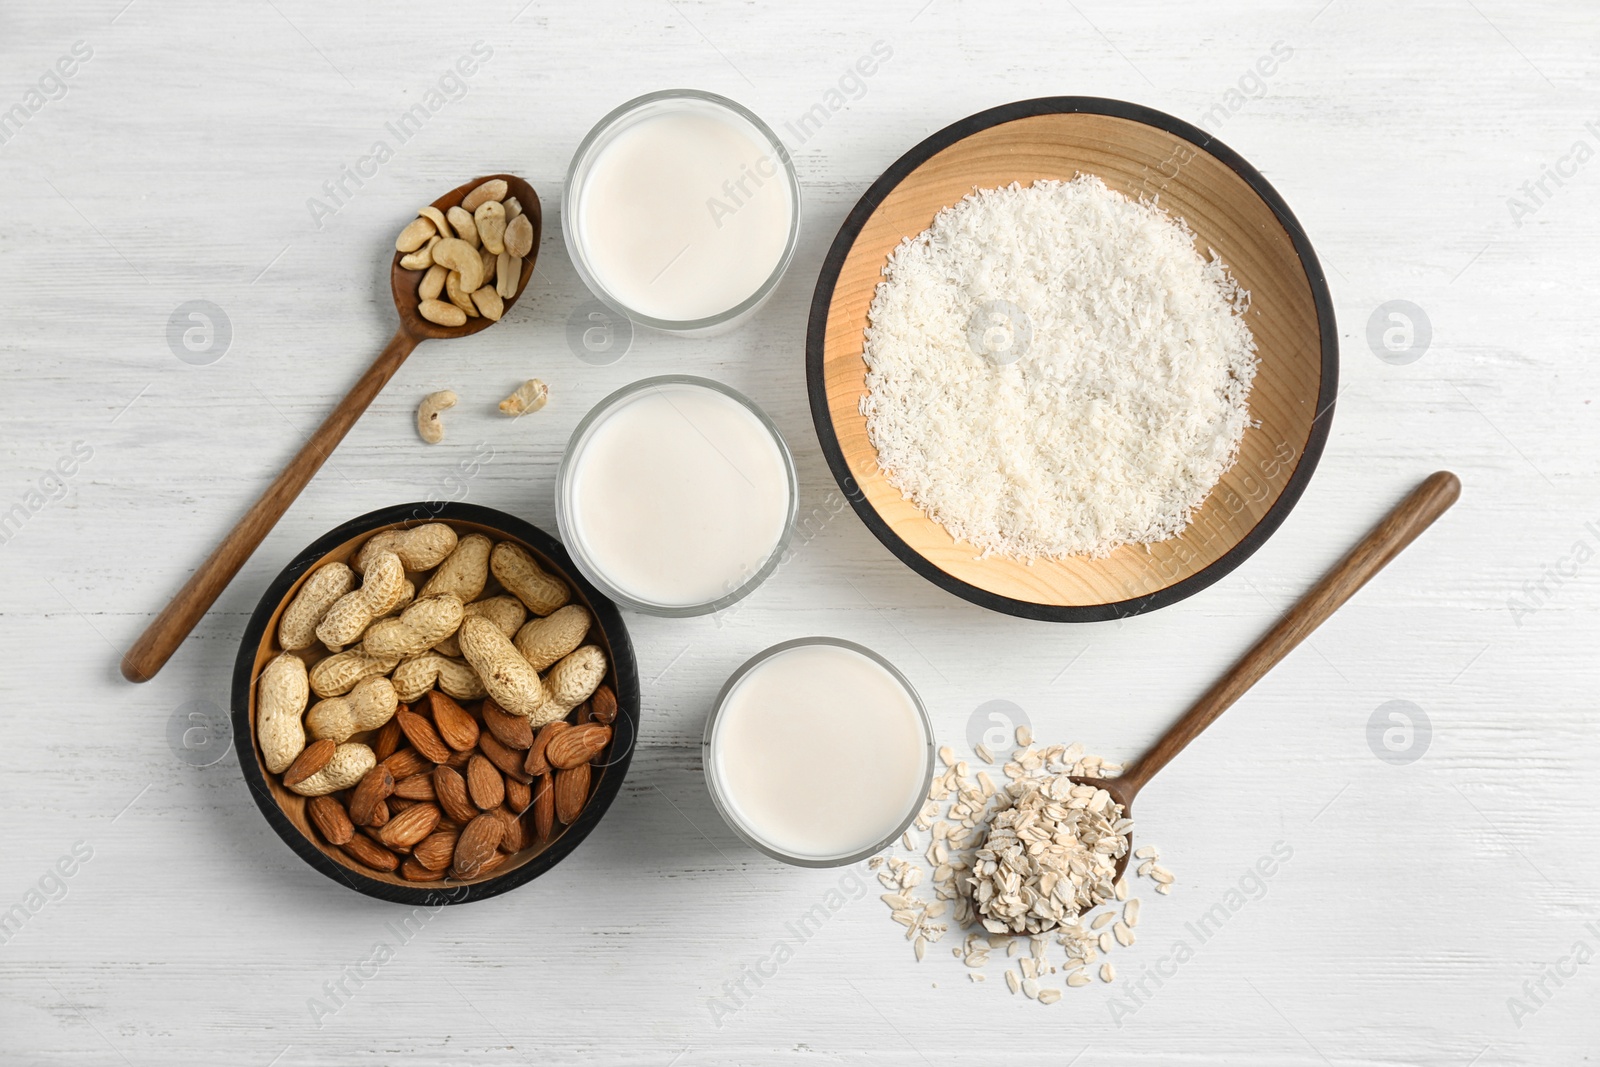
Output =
[{"x1": 231, "y1": 502, "x2": 639, "y2": 903}]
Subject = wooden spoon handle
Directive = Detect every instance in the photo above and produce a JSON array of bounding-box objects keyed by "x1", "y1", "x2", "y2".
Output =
[
  {"x1": 121, "y1": 327, "x2": 420, "y2": 682},
  {"x1": 1116, "y1": 471, "x2": 1461, "y2": 797}
]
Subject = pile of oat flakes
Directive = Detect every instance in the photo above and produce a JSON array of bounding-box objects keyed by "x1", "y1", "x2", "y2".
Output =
[{"x1": 871, "y1": 727, "x2": 1177, "y2": 1005}]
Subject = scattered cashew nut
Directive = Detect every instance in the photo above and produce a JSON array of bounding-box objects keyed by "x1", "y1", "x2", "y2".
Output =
[
  {"x1": 498, "y1": 379, "x2": 547, "y2": 417},
  {"x1": 417, "y1": 390, "x2": 457, "y2": 445}
]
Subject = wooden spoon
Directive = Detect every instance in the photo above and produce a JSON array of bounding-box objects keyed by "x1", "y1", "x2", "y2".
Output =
[
  {"x1": 120, "y1": 175, "x2": 542, "y2": 683},
  {"x1": 1078, "y1": 471, "x2": 1461, "y2": 883}
]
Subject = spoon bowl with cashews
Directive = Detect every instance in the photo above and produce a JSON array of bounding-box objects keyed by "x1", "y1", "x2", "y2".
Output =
[{"x1": 120, "y1": 175, "x2": 541, "y2": 684}]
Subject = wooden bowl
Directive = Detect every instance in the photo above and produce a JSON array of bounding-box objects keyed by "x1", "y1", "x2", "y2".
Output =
[
  {"x1": 231, "y1": 503, "x2": 640, "y2": 904},
  {"x1": 807, "y1": 97, "x2": 1338, "y2": 621}
]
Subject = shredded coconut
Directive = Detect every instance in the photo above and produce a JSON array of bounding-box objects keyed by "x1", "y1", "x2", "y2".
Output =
[{"x1": 860, "y1": 177, "x2": 1258, "y2": 560}]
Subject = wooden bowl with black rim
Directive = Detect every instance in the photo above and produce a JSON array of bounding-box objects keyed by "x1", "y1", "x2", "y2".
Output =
[
  {"x1": 230, "y1": 502, "x2": 640, "y2": 904},
  {"x1": 807, "y1": 97, "x2": 1338, "y2": 622}
]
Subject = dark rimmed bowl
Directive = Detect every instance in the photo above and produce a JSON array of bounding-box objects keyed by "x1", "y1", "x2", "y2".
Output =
[
  {"x1": 231, "y1": 502, "x2": 640, "y2": 905},
  {"x1": 808, "y1": 96, "x2": 1338, "y2": 622}
]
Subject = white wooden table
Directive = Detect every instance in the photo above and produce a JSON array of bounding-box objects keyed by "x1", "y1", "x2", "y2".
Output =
[{"x1": 3, "y1": 2, "x2": 1595, "y2": 1063}]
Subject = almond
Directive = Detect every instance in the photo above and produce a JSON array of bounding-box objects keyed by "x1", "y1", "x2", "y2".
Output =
[
  {"x1": 428, "y1": 690, "x2": 480, "y2": 751},
  {"x1": 282, "y1": 738, "x2": 336, "y2": 787},
  {"x1": 433, "y1": 765, "x2": 479, "y2": 824},
  {"x1": 504, "y1": 776, "x2": 531, "y2": 815},
  {"x1": 524, "y1": 721, "x2": 569, "y2": 777},
  {"x1": 348, "y1": 765, "x2": 395, "y2": 825},
  {"x1": 467, "y1": 754, "x2": 505, "y2": 810},
  {"x1": 372, "y1": 716, "x2": 402, "y2": 761},
  {"x1": 453, "y1": 812, "x2": 505, "y2": 876},
  {"x1": 480, "y1": 731, "x2": 533, "y2": 783},
  {"x1": 533, "y1": 775, "x2": 554, "y2": 840},
  {"x1": 481, "y1": 696, "x2": 533, "y2": 749},
  {"x1": 342, "y1": 834, "x2": 398, "y2": 872},
  {"x1": 445, "y1": 746, "x2": 474, "y2": 770},
  {"x1": 554, "y1": 762, "x2": 590, "y2": 825},
  {"x1": 546, "y1": 723, "x2": 611, "y2": 770},
  {"x1": 590, "y1": 684, "x2": 618, "y2": 725},
  {"x1": 307, "y1": 795, "x2": 354, "y2": 846},
  {"x1": 378, "y1": 802, "x2": 440, "y2": 849},
  {"x1": 393, "y1": 773, "x2": 436, "y2": 801},
  {"x1": 382, "y1": 747, "x2": 430, "y2": 780},
  {"x1": 367, "y1": 799, "x2": 391, "y2": 827},
  {"x1": 413, "y1": 830, "x2": 458, "y2": 871},
  {"x1": 401, "y1": 858, "x2": 446, "y2": 881},
  {"x1": 396, "y1": 708, "x2": 451, "y2": 763},
  {"x1": 574, "y1": 700, "x2": 593, "y2": 725},
  {"x1": 454, "y1": 848, "x2": 509, "y2": 881},
  {"x1": 496, "y1": 806, "x2": 528, "y2": 853}
]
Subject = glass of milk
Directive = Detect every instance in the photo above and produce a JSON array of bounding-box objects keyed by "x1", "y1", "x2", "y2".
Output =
[
  {"x1": 556, "y1": 375, "x2": 798, "y2": 616},
  {"x1": 704, "y1": 638, "x2": 935, "y2": 867},
  {"x1": 564, "y1": 89, "x2": 801, "y2": 335}
]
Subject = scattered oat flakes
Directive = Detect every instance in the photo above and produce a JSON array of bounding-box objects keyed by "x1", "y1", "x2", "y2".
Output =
[{"x1": 1100, "y1": 963, "x2": 1116, "y2": 983}]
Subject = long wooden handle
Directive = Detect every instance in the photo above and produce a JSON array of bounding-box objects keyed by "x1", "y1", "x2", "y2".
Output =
[
  {"x1": 1116, "y1": 471, "x2": 1461, "y2": 797},
  {"x1": 121, "y1": 327, "x2": 420, "y2": 682}
]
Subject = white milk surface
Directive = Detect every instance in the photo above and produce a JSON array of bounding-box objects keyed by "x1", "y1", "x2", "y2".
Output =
[
  {"x1": 711, "y1": 643, "x2": 928, "y2": 861},
  {"x1": 567, "y1": 382, "x2": 790, "y2": 608},
  {"x1": 576, "y1": 108, "x2": 792, "y2": 321}
]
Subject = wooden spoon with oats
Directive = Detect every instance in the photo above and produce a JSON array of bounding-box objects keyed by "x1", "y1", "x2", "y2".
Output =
[
  {"x1": 1082, "y1": 471, "x2": 1461, "y2": 882},
  {"x1": 120, "y1": 175, "x2": 541, "y2": 683}
]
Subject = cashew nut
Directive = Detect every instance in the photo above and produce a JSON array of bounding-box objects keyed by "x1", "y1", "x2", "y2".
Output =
[
  {"x1": 417, "y1": 390, "x2": 457, "y2": 445},
  {"x1": 474, "y1": 200, "x2": 507, "y2": 255},
  {"x1": 431, "y1": 238, "x2": 484, "y2": 292},
  {"x1": 446, "y1": 206, "x2": 479, "y2": 249},
  {"x1": 498, "y1": 379, "x2": 547, "y2": 417}
]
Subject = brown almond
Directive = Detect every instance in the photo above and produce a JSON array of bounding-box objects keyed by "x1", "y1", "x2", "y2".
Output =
[
  {"x1": 533, "y1": 775, "x2": 554, "y2": 840},
  {"x1": 393, "y1": 773, "x2": 437, "y2": 801},
  {"x1": 378, "y1": 802, "x2": 441, "y2": 849},
  {"x1": 546, "y1": 723, "x2": 611, "y2": 770},
  {"x1": 433, "y1": 765, "x2": 479, "y2": 824},
  {"x1": 382, "y1": 747, "x2": 430, "y2": 780},
  {"x1": 446, "y1": 746, "x2": 474, "y2": 769},
  {"x1": 401, "y1": 858, "x2": 446, "y2": 881},
  {"x1": 348, "y1": 765, "x2": 395, "y2": 825},
  {"x1": 342, "y1": 834, "x2": 398, "y2": 872},
  {"x1": 396, "y1": 708, "x2": 451, "y2": 763},
  {"x1": 496, "y1": 806, "x2": 528, "y2": 853},
  {"x1": 428, "y1": 690, "x2": 480, "y2": 751},
  {"x1": 481, "y1": 696, "x2": 533, "y2": 749},
  {"x1": 524, "y1": 721, "x2": 569, "y2": 777},
  {"x1": 467, "y1": 754, "x2": 505, "y2": 810},
  {"x1": 367, "y1": 799, "x2": 391, "y2": 827},
  {"x1": 413, "y1": 830, "x2": 459, "y2": 871},
  {"x1": 504, "y1": 776, "x2": 531, "y2": 815},
  {"x1": 480, "y1": 731, "x2": 533, "y2": 783},
  {"x1": 453, "y1": 812, "x2": 505, "y2": 876},
  {"x1": 554, "y1": 763, "x2": 590, "y2": 825},
  {"x1": 307, "y1": 795, "x2": 354, "y2": 846},
  {"x1": 590, "y1": 684, "x2": 618, "y2": 725},
  {"x1": 372, "y1": 717, "x2": 402, "y2": 761},
  {"x1": 454, "y1": 848, "x2": 509, "y2": 881},
  {"x1": 282, "y1": 738, "x2": 336, "y2": 787},
  {"x1": 574, "y1": 700, "x2": 593, "y2": 725}
]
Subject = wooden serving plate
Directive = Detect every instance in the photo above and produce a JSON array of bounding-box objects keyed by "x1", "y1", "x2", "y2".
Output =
[
  {"x1": 230, "y1": 503, "x2": 639, "y2": 905},
  {"x1": 806, "y1": 97, "x2": 1337, "y2": 621}
]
